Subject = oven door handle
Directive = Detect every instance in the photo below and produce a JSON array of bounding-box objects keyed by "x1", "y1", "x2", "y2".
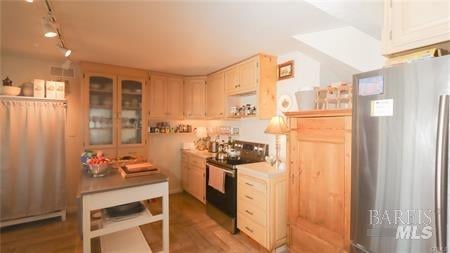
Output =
[{"x1": 207, "y1": 163, "x2": 236, "y2": 177}]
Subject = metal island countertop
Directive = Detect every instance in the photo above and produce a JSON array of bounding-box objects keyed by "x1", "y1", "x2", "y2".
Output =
[{"x1": 78, "y1": 168, "x2": 168, "y2": 196}]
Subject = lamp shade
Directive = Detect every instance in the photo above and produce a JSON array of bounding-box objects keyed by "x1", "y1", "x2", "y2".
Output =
[
  {"x1": 264, "y1": 116, "x2": 289, "y2": 134},
  {"x1": 195, "y1": 127, "x2": 208, "y2": 138}
]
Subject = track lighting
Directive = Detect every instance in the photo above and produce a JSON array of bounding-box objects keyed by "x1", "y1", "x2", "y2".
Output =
[
  {"x1": 58, "y1": 45, "x2": 72, "y2": 57},
  {"x1": 42, "y1": 17, "x2": 57, "y2": 38},
  {"x1": 41, "y1": 2, "x2": 72, "y2": 58}
]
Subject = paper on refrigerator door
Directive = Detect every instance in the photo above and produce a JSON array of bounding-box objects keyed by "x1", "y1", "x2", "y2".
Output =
[{"x1": 370, "y1": 99, "x2": 394, "y2": 117}]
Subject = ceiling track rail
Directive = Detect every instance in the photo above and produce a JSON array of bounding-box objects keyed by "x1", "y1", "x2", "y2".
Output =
[{"x1": 44, "y1": 0, "x2": 67, "y2": 49}]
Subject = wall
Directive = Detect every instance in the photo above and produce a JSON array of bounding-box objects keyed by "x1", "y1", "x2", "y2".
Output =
[
  {"x1": 147, "y1": 119, "x2": 225, "y2": 193},
  {"x1": 1, "y1": 51, "x2": 83, "y2": 212}
]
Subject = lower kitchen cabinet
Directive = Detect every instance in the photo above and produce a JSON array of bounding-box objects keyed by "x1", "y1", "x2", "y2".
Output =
[
  {"x1": 285, "y1": 109, "x2": 352, "y2": 253},
  {"x1": 181, "y1": 150, "x2": 213, "y2": 203},
  {"x1": 188, "y1": 165, "x2": 205, "y2": 203},
  {"x1": 236, "y1": 163, "x2": 287, "y2": 251}
]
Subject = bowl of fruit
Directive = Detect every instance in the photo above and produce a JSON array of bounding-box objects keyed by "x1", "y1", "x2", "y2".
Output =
[{"x1": 86, "y1": 152, "x2": 112, "y2": 177}]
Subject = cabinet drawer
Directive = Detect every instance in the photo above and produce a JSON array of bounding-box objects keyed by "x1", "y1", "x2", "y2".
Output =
[
  {"x1": 238, "y1": 186, "x2": 266, "y2": 210},
  {"x1": 238, "y1": 174, "x2": 266, "y2": 193},
  {"x1": 238, "y1": 198, "x2": 266, "y2": 227},
  {"x1": 238, "y1": 212, "x2": 267, "y2": 247},
  {"x1": 189, "y1": 156, "x2": 205, "y2": 168}
]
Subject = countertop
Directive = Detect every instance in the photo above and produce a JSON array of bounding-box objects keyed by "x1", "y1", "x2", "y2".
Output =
[
  {"x1": 181, "y1": 149, "x2": 216, "y2": 159},
  {"x1": 236, "y1": 162, "x2": 287, "y2": 179},
  {"x1": 78, "y1": 168, "x2": 168, "y2": 196},
  {"x1": 284, "y1": 109, "x2": 352, "y2": 118}
]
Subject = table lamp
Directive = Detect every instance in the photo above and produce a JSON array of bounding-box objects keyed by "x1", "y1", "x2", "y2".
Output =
[{"x1": 264, "y1": 116, "x2": 289, "y2": 169}]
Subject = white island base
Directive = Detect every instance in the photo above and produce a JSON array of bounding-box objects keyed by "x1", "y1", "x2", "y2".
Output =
[{"x1": 100, "y1": 227, "x2": 152, "y2": 253}]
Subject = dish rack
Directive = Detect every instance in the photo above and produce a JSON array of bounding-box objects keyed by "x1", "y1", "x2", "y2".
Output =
[{"x1": 314, "y1": 82, "x2": 353, "y2": 109}]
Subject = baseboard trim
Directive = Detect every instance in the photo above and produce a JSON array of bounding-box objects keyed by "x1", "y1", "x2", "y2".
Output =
[
  {"x1": 0, "y1": 210, "x2": 66, "y2": 228},
  {"x1": 169, "y1": 188, "x2": 183, "y2": 194}
]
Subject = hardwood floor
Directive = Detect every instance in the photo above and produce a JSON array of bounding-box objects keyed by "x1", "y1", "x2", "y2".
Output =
[{"x1": 1, "y1": 192, "x2": 268, "y2": 253}]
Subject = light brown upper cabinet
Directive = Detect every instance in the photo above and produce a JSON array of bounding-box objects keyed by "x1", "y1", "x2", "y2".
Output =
[
  {"x1": 285, "y1": 109, "x2": 352, "y2": 253},
  {"x1": 382, "y1": 0, "x2": 450, "y2": 55},
  {"x1": 184, "y1": 77, "x2": 206, "y2": 119},
  {"x1": 222, "y1": 54, "x2": 277, "y2": 120},
  {"x1": 206, "y1": 72, "x2": 226, "y2": 118},
  {"x1": 166, "y1": 77, "x2": 184, "y2": 118},
  {"x1": 238, "y1": 58, "x2": 258, "y2": 92},
  {"x1": 225, "y1": 57, "x2": 259, "y2": 95},
  {"x1": 224, "y1": 67, "x2": 240, "y2": 93},
  {"x1": 148, "y1": 75, "x2": 166, "y2": 118},
  {"x1": 148, "y1": 74, "x2": 183, "y2": 119}
]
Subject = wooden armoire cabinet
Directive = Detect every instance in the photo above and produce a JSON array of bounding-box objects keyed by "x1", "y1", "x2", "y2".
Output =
[
  {"x1": 80, "y1": 62, "x2": 148, "y2": 160},
  {"x1": 285, "y1": 109, "x2": 352, "y2": 253}
]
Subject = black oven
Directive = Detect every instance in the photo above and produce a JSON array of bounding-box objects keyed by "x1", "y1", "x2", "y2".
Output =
[
  {"x1": 204, "y1": 140, "x2": 268, "y2": 234},
  {"x1": 205, "y1": 163, "x2": 238, "y2": 234}
]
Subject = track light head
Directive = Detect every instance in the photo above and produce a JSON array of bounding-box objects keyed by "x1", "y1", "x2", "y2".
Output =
[
  {"x1": 64, "y1": 49, "x2": 72, "y2": 57},
  {"x1": 42, "y1": 17, "x2": 57, "y2": 38},
  {"x1": 58, "y1": 45, "x2": 71, "y2": 57}
]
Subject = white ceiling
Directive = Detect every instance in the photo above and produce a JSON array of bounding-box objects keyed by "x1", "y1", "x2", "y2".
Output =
[
  {"x1": 304, "y1": 0, "x2": 384, "y2": 39},
  {"x1": 1, "y1": 0, "x2": 346, "y2": 75},
  {"x1": 294, "y1": 26, "x2": 384, "y2": 72}
]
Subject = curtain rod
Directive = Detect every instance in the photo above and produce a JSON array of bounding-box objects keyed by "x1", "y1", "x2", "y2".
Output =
[{"x1": 0, "y1": 95, "x2": 67, "y2": 105}]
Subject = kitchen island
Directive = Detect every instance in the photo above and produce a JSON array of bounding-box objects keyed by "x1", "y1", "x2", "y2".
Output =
[{"x1": 79, "y1": 169, "x2": 169, "y2": 253}]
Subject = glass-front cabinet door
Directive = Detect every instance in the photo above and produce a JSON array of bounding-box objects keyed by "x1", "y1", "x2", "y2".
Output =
[
  {"x1": 119, "y1": 78, "x2": 145, "y2": 146},
  {"x1": 86, "y1": 74, "x2": 117, "y2": 148}
]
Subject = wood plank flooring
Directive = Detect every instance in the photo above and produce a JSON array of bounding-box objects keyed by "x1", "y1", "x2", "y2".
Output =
[{"x1": 1, "y1": 192, "x2": 268, "y2": 253}]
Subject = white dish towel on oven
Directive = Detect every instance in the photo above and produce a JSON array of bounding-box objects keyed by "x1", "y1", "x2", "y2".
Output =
[{"x1": 208, "y1": 164, "x2": 226, "y2": 194}]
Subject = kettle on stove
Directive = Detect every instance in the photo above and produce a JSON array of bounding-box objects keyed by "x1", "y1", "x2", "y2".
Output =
[{"x1": 216, "y1": 144, "x2": 228, "y2": 160}]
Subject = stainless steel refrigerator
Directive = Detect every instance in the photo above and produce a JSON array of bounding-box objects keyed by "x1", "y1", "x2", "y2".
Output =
[{"x1": 352, "y1": 55, "x2": 449, "y2": 253}]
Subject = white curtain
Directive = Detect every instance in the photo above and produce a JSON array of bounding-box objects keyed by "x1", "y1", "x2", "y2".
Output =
[{"x1": 0, "y1": 98, "x2": 66, "y2": 221}]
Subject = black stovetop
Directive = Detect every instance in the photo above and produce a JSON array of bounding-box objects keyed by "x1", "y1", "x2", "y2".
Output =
[
  {"x1": 206, "y1": 157, "x2": 261, "y2": 170},
  {"x1": 206, "y1": 140, "x2": 268, "y2": 170}
]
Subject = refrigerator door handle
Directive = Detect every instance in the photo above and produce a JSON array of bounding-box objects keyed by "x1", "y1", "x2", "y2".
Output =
[
  {"x1": 351, "y1": 242, "x2": 372, "y2": 253},
  {"x1": 435, "y1": 94, "x2": 449, "y2": 252}
]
